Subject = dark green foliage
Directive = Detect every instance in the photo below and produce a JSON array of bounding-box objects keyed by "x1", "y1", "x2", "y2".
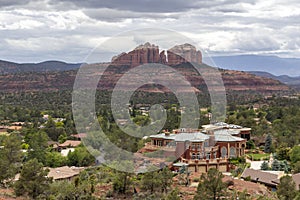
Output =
[
  {"x1": 290, "y1": 146, "x2": 300, "y2": 164},
  {"x1": 292, "y1": 161, "x2": 300, "y2": 173},
  {"x1": 165, "y1": 188, "x2": 180, "y2": 200},
  {"x1": 139, "y1": 167, "x2": 174, "y2": 195},
  {"x1": 159, "y1": 167, "x2": 174, "y2": 193},
  {"x1": 14, "y1": 159, "x2": 52, "y2": 199},
  {"x1": 277, "y1": 176, "x2": 297, "y2": 200},
  {"x1": 113, "y1": 171, "x2": 132, "y2": 194},
  {"x1": 0, "y1": 134, "x2": 22, "y2": 186},
  {"x1": 246, "y1": 140, "x2": 256, "y2": 149},
  {"x1": 25, "y1": 131, "x2": 49, "y2": 164},
  {"x1": 271, "y1": 159, "x2": 281, "y2": 171},
  {"x1": 194, "y1": 168, "x2": 227, "y2": 200},
  {"x1": 67, "y1": 146, "x2": 95, "y2": 167},
  {"x1": 264, "y1": 134, "x2": 273, "y2": 153},
  {"x1": 141, "y1": 168, "x2": 161, "y2": 194},
  {"x1": 260, "y1": 161, "x2": 270, "y2": 170},
  {"x1": 45, "y1": 151, "x2": 68, "y2": 167},
  {"x1": 276, "y1": 145, "x2": 290, "y2": 161}
]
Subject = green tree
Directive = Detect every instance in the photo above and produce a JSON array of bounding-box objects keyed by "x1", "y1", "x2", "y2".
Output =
[
  {"x1": 277, "y1": 176, "x2": 297, "y2": 200},
  {"x1": 113, "y1": 171, "x2": 133, "y2": 194},
  {"x1": 264, "y1": 134, "x2": 273, "y2": 153},
  {"x1": 141, "y1": 167, "x2": 160, "y2": 194},
  {"x1": 292, "y1": 161, "x2": 300, "y2": 173},
  {"x1": 0, "y1": 134, "x2": 22, "y2": 186},
  {"x1": 194, "y1": 168, "x2": 227, "y2": 200},
  {"x1": 159, "y1": 167, "x2": 173, "y2": 193},
  {"x1": 260, "y1": 161, "x2": 270, "y2": 170},
  {"x1": 164, "y1": 188, "x2": 180, "y2": 200},
  {"x1": 67, "y1": 146, "x2": 95, "y2": 167},
  {"x1": 276, "y1": 145, "x2": 290, "y2": 161},
  {"x1": 49, "y1": 180, "x2": 96, "y2": 200},
  {"x1": 26, "y1": 131, "x2": 49, "y2": 164},
  {"x1": 14, "y1": 159, "x2": 52, "y2": 199},
  {"x1": 45, "y1": 151, "x2": 68, "y2": 167},
  {"x1": 272, "y1": 159, "x2": 281, "y2": 171},
  {"x1": 290, "y1": 146, "x2": 300, "y2": 164}
]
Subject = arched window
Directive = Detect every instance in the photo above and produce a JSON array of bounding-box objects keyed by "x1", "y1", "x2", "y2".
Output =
[
  {"x1": 230, "y1": 147, "x2": 236, "y2": 158},
  {"x1": 191, "y1": 153, "x2": 196, "y2": 159},
  {"x1": 197, "y1": 153, "x2": 201, "y2": 159},
  {"x1": 221, "y1": 147, "x2": 227, "y2": 158}
]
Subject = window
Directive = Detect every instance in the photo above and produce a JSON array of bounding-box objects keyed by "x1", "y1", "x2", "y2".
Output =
[
  {"x1": 206, "y1": 153, "x2": 210, "y2": 159},
  {"x1": 157, "y1": 140, "x2": 162, "y2": 146},
  {"x1": 197, "y1": 153, "x2": 201, "y2": 159},
  {"x1": 221, "y1": 147, "x2": 227, "y2": 158},
  {"x1": 191, "y1": 153, "x2": 196, "y2": 159},
  {"x1": 230, "y1": 147, "x2": 236, "y2": 158},
  {"x1": 191, "y1": 144, "x2": 196, "y2": 150}
]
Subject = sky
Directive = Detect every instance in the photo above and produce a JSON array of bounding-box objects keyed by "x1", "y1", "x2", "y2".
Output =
[{"x1": 0, "y1": 0, "x2": 300, "y2": 63}]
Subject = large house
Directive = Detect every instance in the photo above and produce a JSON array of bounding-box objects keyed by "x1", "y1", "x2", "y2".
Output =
[{"x1": 145, "y1": 123, "x2": 250, "y2": 172}]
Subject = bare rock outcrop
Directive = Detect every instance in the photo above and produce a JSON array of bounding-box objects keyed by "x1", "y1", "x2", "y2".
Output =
[
  {"x1": 111, "y1": 43, "x2": 202, "y2": 67},
  {"x1": 167, "y1": 43, "x2": 202, "y2": 65}
]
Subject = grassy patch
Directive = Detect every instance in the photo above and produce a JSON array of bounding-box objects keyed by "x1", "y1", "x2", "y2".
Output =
[{"x1": 247, "y1": 153, "x2": 270, "y2": 161}]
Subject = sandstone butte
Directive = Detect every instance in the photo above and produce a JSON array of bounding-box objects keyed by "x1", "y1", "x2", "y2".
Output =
[{"x1": 111, "y1": 42, "x2": 202, "y2": 67}]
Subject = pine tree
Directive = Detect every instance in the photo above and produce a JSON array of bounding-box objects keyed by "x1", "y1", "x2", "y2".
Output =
[
  {"x1": 271, "y1": 159, "x2": 281, "y2": 171},
  {"x1": 194, "y1": 168, "x2": 227, "y2": 200},
  {"x1": 0, "y1": 134, "x2": 22, "y2": 186},
  {"x1": 14, "y1": 159, "x2": 52, "y2": 198},
  {"x1": 264, "y1": 134, "x2": 272, "y2": 153},
  {"x1": 260, "y1": 161, "x2": 270, "y2": 170}
]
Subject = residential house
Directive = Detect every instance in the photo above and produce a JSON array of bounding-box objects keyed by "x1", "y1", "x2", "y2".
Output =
[
  {"x1": 55, "y1": 140, "x2": 81, "y2": 156},
  {"x1": 146, "y1": 123, "x2": 248, "y2": 172},
  {"x1": 47, "y1": 166, "x2": 84, "y2": 181}
]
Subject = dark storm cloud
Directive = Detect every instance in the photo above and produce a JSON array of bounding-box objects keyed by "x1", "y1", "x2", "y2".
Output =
[
  {"x1": 83, "y1": 8, "x2": 180, "y2": 22},
  {"x1": 0, "y1": 0, "x2": 31, "y2": 7},
  {"x1": 49, "y1": 0, "x2": 242, "y2": 13}
]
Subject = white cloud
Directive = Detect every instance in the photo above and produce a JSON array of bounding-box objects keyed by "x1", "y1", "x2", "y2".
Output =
[{"x1": 0, "y1": 0, "x2": 299, "y2": 63}]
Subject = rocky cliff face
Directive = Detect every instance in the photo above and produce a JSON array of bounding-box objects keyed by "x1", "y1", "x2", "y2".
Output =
[
  {"x1": 111, "y1": 43, "x2": 202, "y2": 67},
  {"x1": 167, "y1": 44, "x2": 202, "y2": 66}
]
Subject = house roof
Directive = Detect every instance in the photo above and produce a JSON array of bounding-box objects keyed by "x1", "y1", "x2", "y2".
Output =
[
  {"x1": 214, "y1": 129, "x2": 241, "y2": 136},
  {"x1": 149, "y1": 132, "x2": 210, "y2": 142},
  {"x1": 241, "y1": 168, "x2": 279, "y2": 187},
  {"x1": 59, "y1": 140, "x2": 81, "y2": 148},
  {"x1": 174, "y1": 132, "x2": 209, "y2": 142},
  {"x1": 47, "y1": 166, "x2": 83, "y2": 180},
  {"x1": 70, "y1": 133, "x2": 87, "y2": 139},
  {"x1": 214, "y1": 131, "x2": 245, "y2": 142},
  {"x1": 149, "y1": 133, "x2": 176, "y2": 140},
  {"x1": 14, "y1": 166, "x2": 84, "y2": 181}
]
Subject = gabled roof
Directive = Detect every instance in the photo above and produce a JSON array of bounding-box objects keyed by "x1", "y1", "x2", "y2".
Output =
[{"x1": 241, "y1": 168, "x2": 279, "y2": 187}]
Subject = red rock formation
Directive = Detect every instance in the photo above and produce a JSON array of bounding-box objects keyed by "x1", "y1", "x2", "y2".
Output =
[
  {"x1": 167, "y1": 43, "x2": 202, "y2": 66},
  {"x1": 112, "y1": 42, "x2": 162, "y2": 67},
  {"x1": 111, "y1": 43, "x2": 202, "y2": 67}
]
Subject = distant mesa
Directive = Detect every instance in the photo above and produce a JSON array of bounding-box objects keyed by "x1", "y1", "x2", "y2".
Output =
[{"x1": 111, "y1": 42, "x2": 202, "y2": 67}]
